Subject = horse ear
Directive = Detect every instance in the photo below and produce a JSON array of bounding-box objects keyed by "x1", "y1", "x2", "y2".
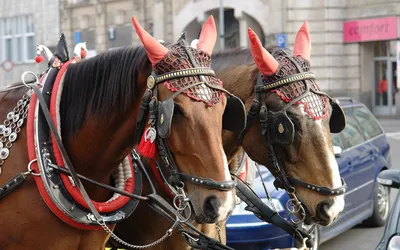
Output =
[
  {"x1": 293, "y1": 21, "x2": 311, "y2": 61},
  {"x1": 132, "y1": 16, "x2": 168, "y2": 66},
  {"x1": 197, "y1": 15, "x2": 217, "y2": 55},
  {"x1": 248, "y1": 28, "x2": 279, "y2": 76}
]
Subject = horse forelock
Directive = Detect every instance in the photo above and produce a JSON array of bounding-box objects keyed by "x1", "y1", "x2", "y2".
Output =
[{"x1": 60, "y1": 46, "x2": 150, "y2": 138}]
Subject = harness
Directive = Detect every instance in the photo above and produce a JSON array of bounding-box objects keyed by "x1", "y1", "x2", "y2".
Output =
[
  {"x1": 134, "y1": 37, "x2": 245, "y2": 196},
  {"x1": 233, "y1": 48, "x2": 347, "y2": 247}
]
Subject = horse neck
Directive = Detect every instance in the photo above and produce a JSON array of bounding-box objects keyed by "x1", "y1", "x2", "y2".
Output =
[
  {"x1": 219, "y1": 64, "x2": 259, "y2": 163},
  {"x1": 63, "y1": 88, "x2": 147, "y2": 202}
]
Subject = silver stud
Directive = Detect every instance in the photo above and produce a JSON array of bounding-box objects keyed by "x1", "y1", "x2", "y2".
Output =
[
  {"x1": 17, "y1": 119, "x2": 24, "y2": 128},
  {"x1": 9, "y1": 132, "x2": 17, "y2": 142},
  {"x1": 312, "y1": 187, "x2": 315, "y2": 190},
  {"x1": 331, "y1": 191, "x2": 334, "y2": 194},
  {"x1": 6, "y1": 112, "x2": 14, "y2": 120},
  {"x1": 12, "y1": 114, "x2": 19, "y2": 123},
  {"x1": 3, "y1": 128, "x2": 11, "y2": 137},
  {"x1": 0, "y1": 148, "x2": 9, "y2": 160},
  {"x1": 192, "y1": 178, "x2": 195, "y2": 181},
  {"x1": 307, "y1": 185, "x2": 310, "y2": 188},
  {"x1": 200, "y1": 180, "x2": 203, "y2": 184},
  {"x1": 0, "y1": 141, "x2": 2, "y2": 148},
  {"x1": 0, "y1": 125, "x2": 5, "y2": 134},
  {"x1": 220, "y1": 184, "x2": 224, "y2": 188},
  {"x1": 317, "y1": 188, "x2": 320, "y2": 191}
]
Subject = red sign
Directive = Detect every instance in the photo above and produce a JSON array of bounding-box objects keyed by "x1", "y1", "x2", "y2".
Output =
[
  {"x1": 344, "y1": 16, "x2": 398, "y2": 43},
  {"x1": 0, "y1": 59, "x2": 14, "y2": 72}
]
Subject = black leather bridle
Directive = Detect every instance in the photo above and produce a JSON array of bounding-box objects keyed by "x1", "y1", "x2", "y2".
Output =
[
  {"x1": 237, "y1": 50, "x2": 347, "y2": 201},
  {"x1": 134, "y1": 37, "x2": 237, "y2": 194}
]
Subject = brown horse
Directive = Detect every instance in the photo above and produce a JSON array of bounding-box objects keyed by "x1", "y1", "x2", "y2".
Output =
[
  {"x1": 110, "y1": 23, "x2": 345, "y2": 249},
  {"x1": 111, "y1": 21, "x2": 346, "y2": 249},
  {"x1": 0, "y1": 16, "x2": 238, "y2": 250}
]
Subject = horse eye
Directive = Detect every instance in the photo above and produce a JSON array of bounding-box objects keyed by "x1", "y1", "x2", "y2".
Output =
[{"x1": 173, "y1": 103, "x2": 184, "y2": 116}]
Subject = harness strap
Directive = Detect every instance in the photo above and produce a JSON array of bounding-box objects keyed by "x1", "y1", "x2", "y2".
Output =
[
  {"x1": 179, "y1": 173, "x2": 236, "y2": 191},
  {"x1": 235, "y1": 177, "x2": 314, "y2": 248},
  {"x1": 0, "y1": 172, "x2": 30, "y2": 200}
]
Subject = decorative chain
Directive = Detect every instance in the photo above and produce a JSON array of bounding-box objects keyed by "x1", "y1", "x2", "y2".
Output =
[{"x1": 0, "y1": 90, "x2": 32, "y2": 175}]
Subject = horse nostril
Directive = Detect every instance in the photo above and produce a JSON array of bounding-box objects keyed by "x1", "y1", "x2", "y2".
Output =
[
  {"x1": 316, "y1": 199, "x2": 334, "y2": 222},
  {"x1": 203, "y1": 195, "x2": 221, "y2": 221}
]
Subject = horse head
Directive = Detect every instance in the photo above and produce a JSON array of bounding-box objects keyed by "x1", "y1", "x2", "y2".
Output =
[
  {"x1": 240, "y1": 21, "x2": 346, "y2": 226},
  {"x1": 132, "y1": 16, "x2": 237, "y2": 224}
]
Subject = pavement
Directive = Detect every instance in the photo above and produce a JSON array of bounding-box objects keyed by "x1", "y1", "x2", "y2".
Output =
[{"x1": 320, "y1": 118, "x2": 400, "y2": 250}]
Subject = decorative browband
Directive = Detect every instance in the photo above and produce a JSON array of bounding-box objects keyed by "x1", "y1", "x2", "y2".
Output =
[
  {"x1": 256, "y1": 72, "x2": 315, "y2": 92},
  {"x1": 146, "y1": 67, "x2": 216, "y2": 89}
]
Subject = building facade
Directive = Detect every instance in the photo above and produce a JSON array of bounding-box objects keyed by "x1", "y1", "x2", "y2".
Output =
[
  {"x1": 60, "y1": 0, "x2": 400, "y2": 117},
  {"x1": 0, "y1": 0, "x2": 60, "y2": 87}
]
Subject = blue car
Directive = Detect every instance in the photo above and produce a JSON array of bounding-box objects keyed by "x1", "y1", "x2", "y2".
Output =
[{"x1": 226, "y1": 97, "x2": 392, "y2": 250}]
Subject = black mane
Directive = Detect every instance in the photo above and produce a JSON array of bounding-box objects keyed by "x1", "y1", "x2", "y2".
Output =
[{"x1": 60, "y1": 46, "x2": 150, "y2": 138}]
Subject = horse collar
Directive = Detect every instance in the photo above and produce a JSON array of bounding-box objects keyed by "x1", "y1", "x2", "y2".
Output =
[{"x1": 23, "y1": 61, "x2": 142, "y2": 230}]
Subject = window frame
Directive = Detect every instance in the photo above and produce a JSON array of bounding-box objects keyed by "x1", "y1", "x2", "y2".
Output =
[{"x1": 0, "y1": 15, "x2": 35, "y2": 63}]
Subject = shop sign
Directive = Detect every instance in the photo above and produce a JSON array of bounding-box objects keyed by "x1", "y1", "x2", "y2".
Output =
[{"x1": 344, "y1": 16, "x2": 398, "y2": 43}]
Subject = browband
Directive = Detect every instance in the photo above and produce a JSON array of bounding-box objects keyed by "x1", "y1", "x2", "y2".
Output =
[
  {"x1": 255, "y1": 72, "x2": 315, "y2": 92},
  {"x1": 147, "y1": 67, "x2": 216, "y2": 87}
]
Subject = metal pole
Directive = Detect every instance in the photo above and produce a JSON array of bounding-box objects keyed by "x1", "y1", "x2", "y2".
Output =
[{"x1": 219, "y1": 0, "x2": 225, "y2": 50}]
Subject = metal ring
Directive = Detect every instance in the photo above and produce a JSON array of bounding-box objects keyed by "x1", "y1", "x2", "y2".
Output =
[
  {"x1": 286, "y1": 198, "x2": 301, "y2": 214},
  {"x1": 21, "y1": 71, "x2": 39, "y2": 88},
  {"x1": 27, "y1": 159, "x2": 40, "y2": 176},
  {"x1": 289, "y1": 205, "x2": 306, "y2": 224}
]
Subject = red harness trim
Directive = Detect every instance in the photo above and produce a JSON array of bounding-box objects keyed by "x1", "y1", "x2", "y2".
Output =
[{"x1": 27, "y1": 61, "x2": 135, "y2": 230}]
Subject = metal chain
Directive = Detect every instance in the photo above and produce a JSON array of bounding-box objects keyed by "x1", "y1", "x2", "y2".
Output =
[
  {"x1": 100, "y1": 222, "x2": 175, "y2": 249},
  {"x1": 215, "y1": 222, "x2": 222, "y2": 242},
  {"x1": 0, "y1": 90, "x2": 32, "y2": 175},
  {"x1": 100, "y1": 181, "x2": 192, "y2": 249}
]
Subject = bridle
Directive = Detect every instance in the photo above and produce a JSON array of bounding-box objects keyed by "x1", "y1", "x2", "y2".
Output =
[
  {"x1": 237, "y1": 48, "x2": 347, "y2": 223},
  {"x1": 134, "y1": 37, "x2": 238, "y2": 196}
]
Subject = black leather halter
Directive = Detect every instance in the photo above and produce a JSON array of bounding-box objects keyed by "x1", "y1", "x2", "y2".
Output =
[
  {"x1": 238, "y1": 51, "x2": 347, "y2": 198},
  {"x1": 135, "y1": 38, "x2": 237, "y2": 193}
]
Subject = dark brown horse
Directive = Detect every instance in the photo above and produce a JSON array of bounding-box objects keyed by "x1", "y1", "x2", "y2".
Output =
[
  {"x1": 111, "y1": 21, "x2": 346, "y2": 249},
  {"x1": 0, "y1": 16, "x2": 238, "y2": 250}
]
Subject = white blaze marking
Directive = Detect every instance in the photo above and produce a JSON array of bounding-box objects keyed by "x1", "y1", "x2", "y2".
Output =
[
  {"x1": 217, "y1": 145, "x2": 235, "y2": 221},
  {"x1": 324, "y1": 145, "x2": 345, "y2": 216}
]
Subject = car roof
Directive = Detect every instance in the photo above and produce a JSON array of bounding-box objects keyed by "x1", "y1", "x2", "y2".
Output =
[{"x1": 332, "y1": 97, "x2": 362, "y2": 108}]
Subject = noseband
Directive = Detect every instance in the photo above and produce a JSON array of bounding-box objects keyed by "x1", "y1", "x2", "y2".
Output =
[
  {"x1": 135, "y1": 38, "x2": 236, "y2": 194},
  {"x1": 237, "y1": 49, "x2": 347, "y2": 221}
]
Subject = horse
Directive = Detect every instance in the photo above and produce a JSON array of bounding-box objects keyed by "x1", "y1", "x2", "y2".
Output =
[
  {"x1": 0, "y1": 16, "x2": 242, "y2": 250},
  {"x1": 110, "y1": 21, "x2": 347, "y2": 249}
]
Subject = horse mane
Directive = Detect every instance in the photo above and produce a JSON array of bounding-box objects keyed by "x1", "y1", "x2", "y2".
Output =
[{"x1": 60, "y1": 46, "x2": 150, "y2": 138}]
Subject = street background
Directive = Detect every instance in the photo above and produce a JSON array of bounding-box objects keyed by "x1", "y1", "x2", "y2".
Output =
[{"x1": 321, "y1": 118, "x2": 400, "y2": 250}]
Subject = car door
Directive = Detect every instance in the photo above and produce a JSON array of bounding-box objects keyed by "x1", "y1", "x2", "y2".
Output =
[{"x1": 340, "y1": 108, "x2": 375, "y2": 209}]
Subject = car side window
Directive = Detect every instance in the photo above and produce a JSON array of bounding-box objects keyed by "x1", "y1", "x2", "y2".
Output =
[
  {"x1": 341, "y1": 109, "x2": 366, "y2": 149},
  {"x1": 353, "y1": 106, "x2": 382, "y2": 139},
  {"x1": 331, "y1": 133, "x2": 344, "y2": 149}
]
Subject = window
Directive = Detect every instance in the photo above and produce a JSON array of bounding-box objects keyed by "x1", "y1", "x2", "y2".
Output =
[
  {"x1": 341, "y1": 109, "x2": 366, "y2": 149},
  {"x1": 353, "y1": 106, "x2": 382, "y2": 139},
  {"x1": 331, "y1": 133, "x2": 344, "y2": 149},
  {"x1": 0, "y1": 15, "x2": 35, "y2": 63}
]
